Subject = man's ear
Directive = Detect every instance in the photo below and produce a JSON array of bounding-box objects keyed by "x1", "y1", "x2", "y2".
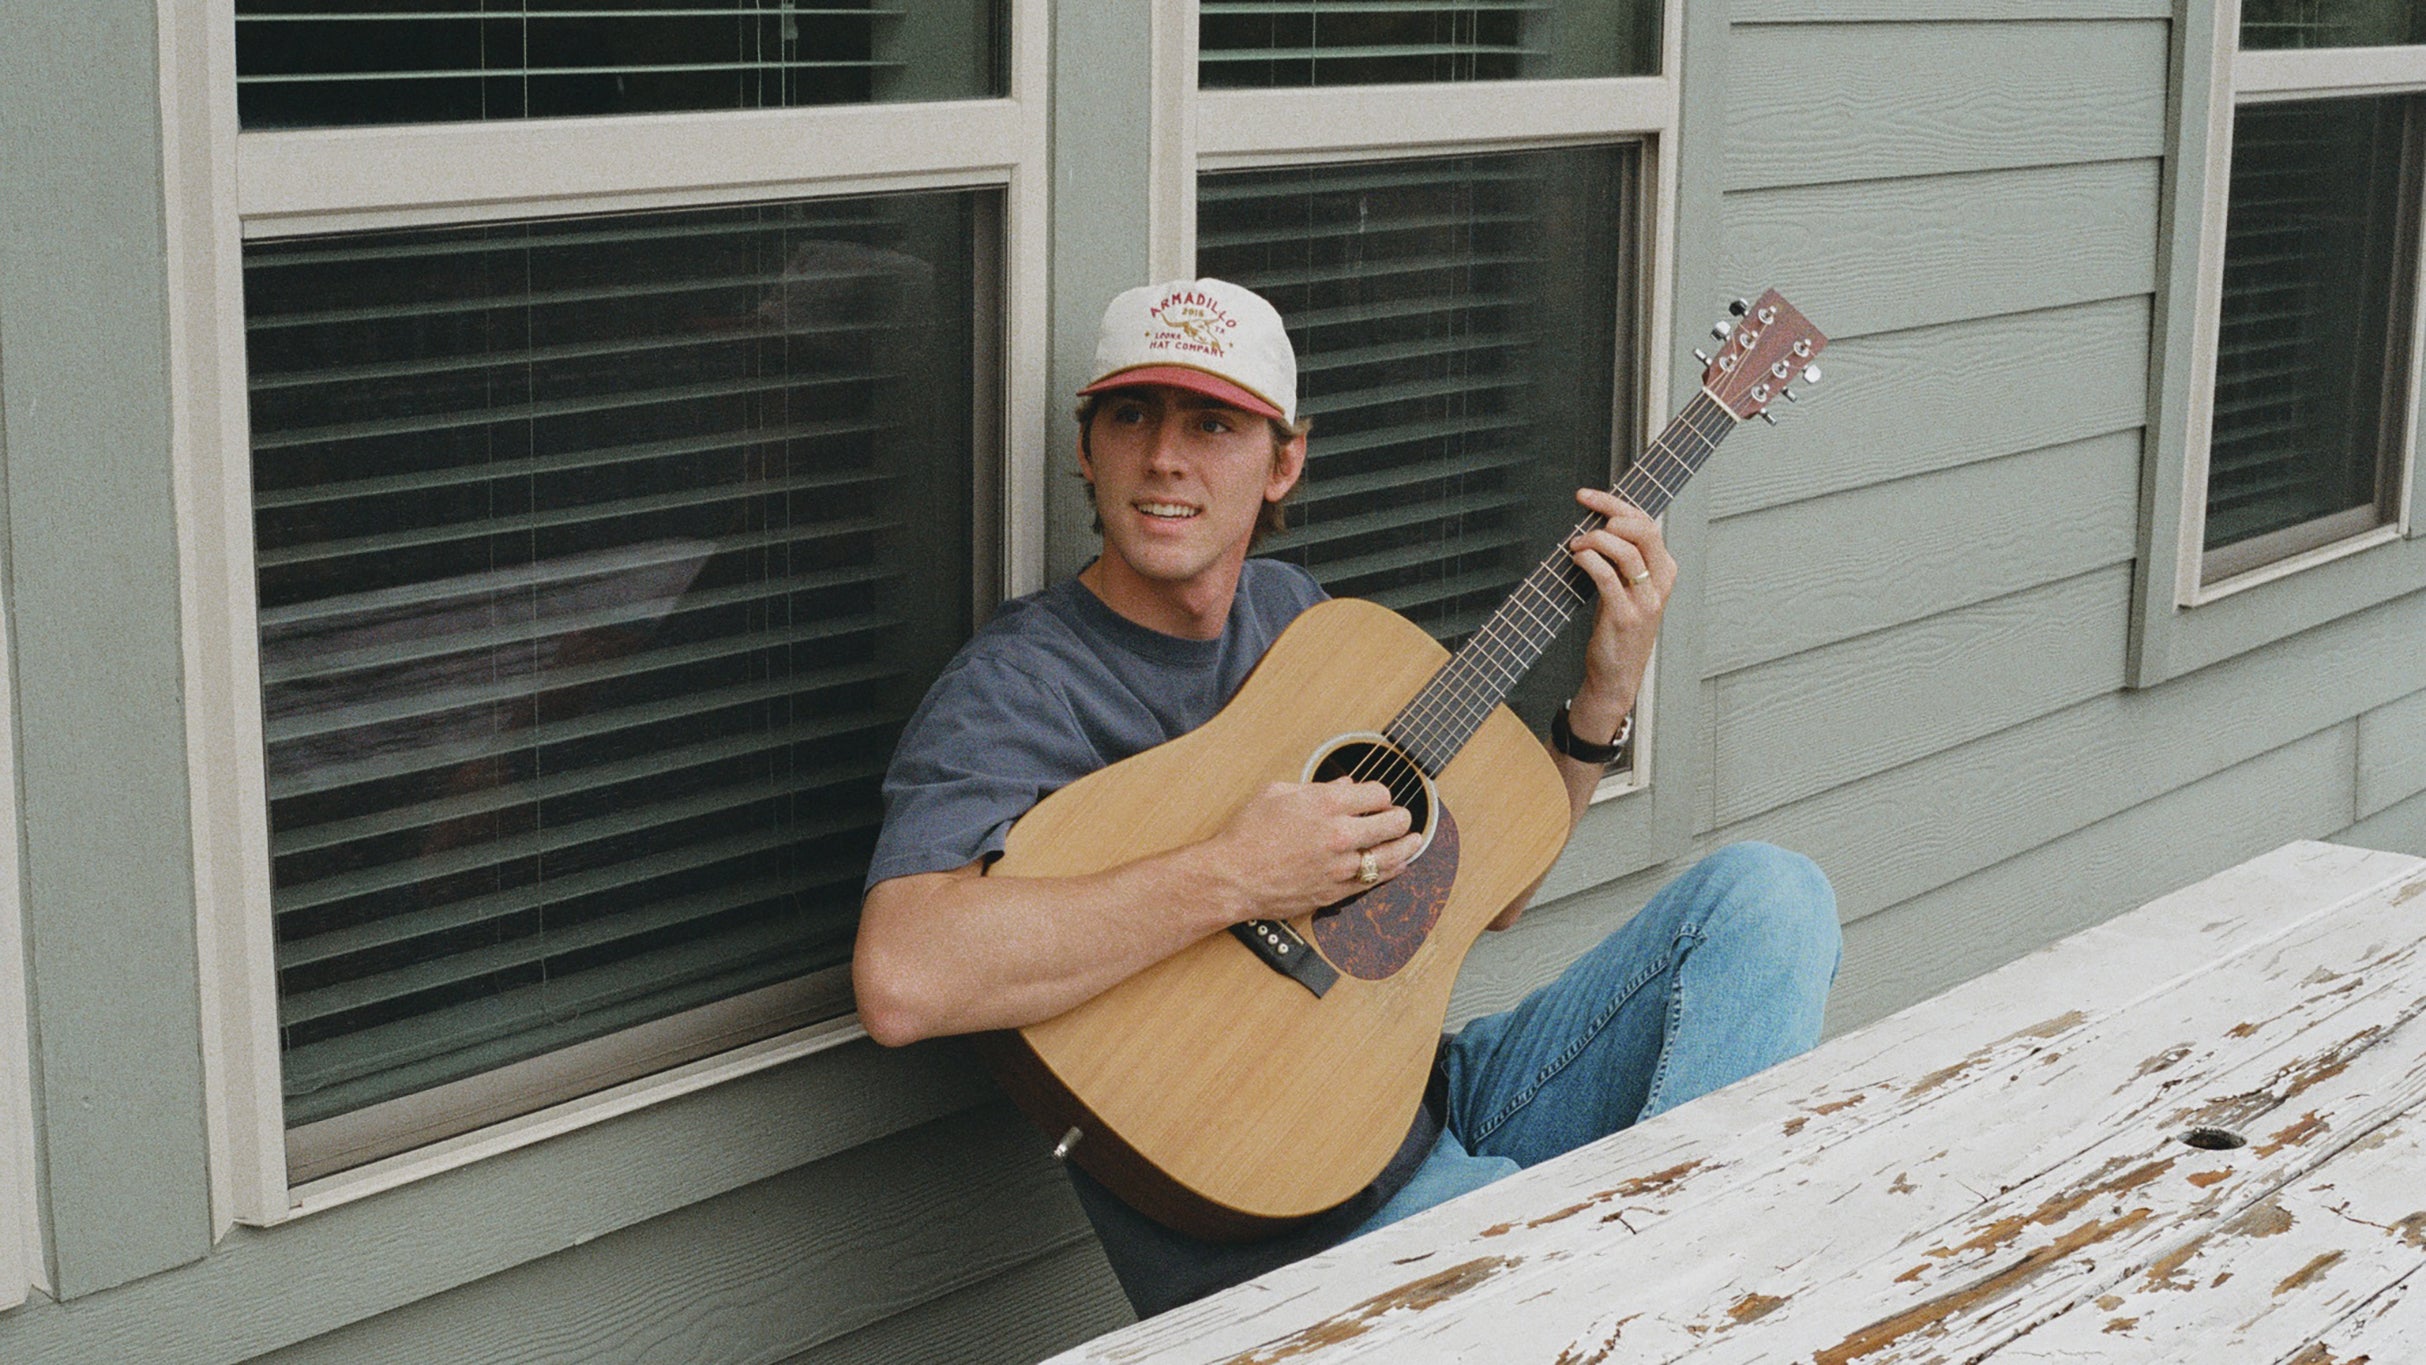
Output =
[
  {"x1": 1075, "y1": 421, "x2": 1096, "y2": 484},
  {"x1": 1266, "y1": 430, "x2": 1307, "y2": 504}
]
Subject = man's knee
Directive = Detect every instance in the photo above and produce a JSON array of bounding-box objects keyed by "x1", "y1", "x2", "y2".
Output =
[{"x1": 1695, "y1": 841, "x2": 1841, "y2": 977}]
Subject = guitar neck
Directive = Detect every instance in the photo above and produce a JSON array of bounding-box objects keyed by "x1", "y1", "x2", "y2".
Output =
[{"x1": 1386, "y1": 389, "x2": 1738, "y2": 775}]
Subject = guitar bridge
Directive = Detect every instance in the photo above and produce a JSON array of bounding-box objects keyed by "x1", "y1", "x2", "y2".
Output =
[{"x1": 1231, "y1": 919, "x2": 1337, "y2": 998}]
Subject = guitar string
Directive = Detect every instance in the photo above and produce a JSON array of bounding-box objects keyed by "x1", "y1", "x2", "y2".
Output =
[
  {"x1": 1317, "y1": 391, "x2": 1737, "y2": 885},
  {"x1": 1327, "y1": 395, "x2": 1728, "y2": 826},
  {"x1": 1383, "y1": 391, "x2": 1736, "y2": 770}
]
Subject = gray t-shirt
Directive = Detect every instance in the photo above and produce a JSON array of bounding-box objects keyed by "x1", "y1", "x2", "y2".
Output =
[{"x1": 867, "y1": 560, "x2": 1442, "y2": 1316}]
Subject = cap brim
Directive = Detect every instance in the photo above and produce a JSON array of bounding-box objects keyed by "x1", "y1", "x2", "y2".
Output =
[{"x1": 1077, "y1": 365, "x2": 1287, "y2": 422}]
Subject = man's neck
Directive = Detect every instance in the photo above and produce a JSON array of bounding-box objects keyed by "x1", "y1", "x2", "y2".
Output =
[{"x1": 1078, "y1": 551, "x2": 1246, "y2": 640}]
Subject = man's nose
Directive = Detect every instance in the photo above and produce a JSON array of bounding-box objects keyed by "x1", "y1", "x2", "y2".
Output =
[{"x1": 1145, "y1": 414, "x2": 1190, "y2": 470}]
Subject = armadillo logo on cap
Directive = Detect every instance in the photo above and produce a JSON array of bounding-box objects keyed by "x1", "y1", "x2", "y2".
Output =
[{"x1": 1144, "y1": 287, "x2": 1241, "y2": 359}]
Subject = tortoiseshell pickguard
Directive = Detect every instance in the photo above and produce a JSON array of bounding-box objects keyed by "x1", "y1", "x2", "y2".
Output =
[{"x1": 1310, "y1": 803, "x2": 1461, "y2": 980}]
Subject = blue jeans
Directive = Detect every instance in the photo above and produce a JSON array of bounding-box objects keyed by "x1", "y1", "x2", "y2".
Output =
[{"x1": 1354, "y1": 841, "x2": 1842, "y2": 1233}]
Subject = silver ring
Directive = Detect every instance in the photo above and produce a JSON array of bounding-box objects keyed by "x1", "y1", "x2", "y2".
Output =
[{"x1": 1357, "y1": 851, "x2": 1380, "y2": 885}]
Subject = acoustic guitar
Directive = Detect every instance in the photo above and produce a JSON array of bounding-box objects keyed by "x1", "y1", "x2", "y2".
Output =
[{"x1": 981, "y1": 291, "x2": 1828, "y2": 1241}]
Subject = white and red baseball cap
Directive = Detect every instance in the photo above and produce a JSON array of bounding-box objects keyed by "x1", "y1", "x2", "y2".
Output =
[{"x1": 1079, "y1": 277, "x2": 1298, "y2": 425}]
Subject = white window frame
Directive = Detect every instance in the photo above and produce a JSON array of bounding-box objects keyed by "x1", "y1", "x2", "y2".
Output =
[
  {"x1": 160, "y1": 0, "x2": 1051, "y2": 1230},
  {"x1": 1173, "y1": 1, "x2": 1684, "y2": 804},
  {"x1": 2177, "y1": 0, "x2": 2426, "y2": 608}
]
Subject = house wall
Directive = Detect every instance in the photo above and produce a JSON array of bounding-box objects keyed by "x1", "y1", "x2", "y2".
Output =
[{"x1": 2, "y1": 2, "x2": 2421, "y2": 1363}]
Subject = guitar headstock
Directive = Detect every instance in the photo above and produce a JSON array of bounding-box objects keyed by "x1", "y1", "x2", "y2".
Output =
[{"x1": 1699, "y1": 288, "x2": 1827, "y2": 425}]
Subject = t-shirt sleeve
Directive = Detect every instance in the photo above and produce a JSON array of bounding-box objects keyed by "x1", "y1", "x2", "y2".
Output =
[{"x1": 864, "y1": 654, "x2": 1102, "y2": 889}]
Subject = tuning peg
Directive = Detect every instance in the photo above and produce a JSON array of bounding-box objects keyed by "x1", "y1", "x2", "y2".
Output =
[
  {"x1": 1711, "y1": 319, "x2": 1735, "y2": 341},
  {"x1": 1758, "y1": 411, "x2": 1779, "y2": 425},
  {"x1": 1782, "y1": 388, "x2": 1798, "y2": 403},
  {"x1": 1693, "y1": 348, "x2": 1713, "y2": 365},
  {"x1": 1802, "y1": 363, "x2": 1823, "y2": 385},
  {"x1": 1728, "y1": 297, "x2": 1752, "y2": 317}
]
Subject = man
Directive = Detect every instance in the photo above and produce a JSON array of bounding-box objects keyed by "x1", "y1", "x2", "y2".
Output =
[{"x1": 853, "y1": 278, "x2": 1840, "y2": 1315}]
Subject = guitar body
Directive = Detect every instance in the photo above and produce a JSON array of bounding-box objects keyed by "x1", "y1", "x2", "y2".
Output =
[{"x1": 981, "y1": 597, "x2": 1572, "y2": 1241}]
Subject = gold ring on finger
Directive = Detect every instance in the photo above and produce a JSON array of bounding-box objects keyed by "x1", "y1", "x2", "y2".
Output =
[
  {"x1": 1357, "y1": 851, "x2": 1380, "y2": 885},
  {"x1": 1626, "y1": 567, "x2": 1651, "y2": 585}
]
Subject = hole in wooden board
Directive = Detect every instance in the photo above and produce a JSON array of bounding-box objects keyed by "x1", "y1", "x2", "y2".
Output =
[{"x1": 2179, "y1": 1127, "x2": 2247, "y2": 1150}]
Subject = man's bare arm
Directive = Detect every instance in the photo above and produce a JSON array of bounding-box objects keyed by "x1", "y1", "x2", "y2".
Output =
[{"x1": 853, "y1": 777, "x2": 1421, "y2": 1045}]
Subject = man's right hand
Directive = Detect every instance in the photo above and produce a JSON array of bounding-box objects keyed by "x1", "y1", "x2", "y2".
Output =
[{"x1": 1205, "y1": 777, "x2": 1424, "y2": 923}]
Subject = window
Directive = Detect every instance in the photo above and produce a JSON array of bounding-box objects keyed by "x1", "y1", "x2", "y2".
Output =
[
  {"x1": 179, "y1": 0, "x2": 1044, "y2": 1217},
  {"x1": 1198, "y1": 0, "x2": 1656, "y2": 87},
  {"x1": 2183, "y1": 1, "x2": 2426, "y2": 599},
  {"x1": 1197, "y1": 0, "x2": 1667, "y2": 779},
  {"x1": 1205, "y1": 147, "x2": 1637, "y2": 740},
  {"x1": 247, "y1": 193, "x2": 989, "y2": 1177}
]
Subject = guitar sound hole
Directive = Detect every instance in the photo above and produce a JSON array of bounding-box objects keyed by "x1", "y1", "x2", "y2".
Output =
[{"x1": 1308, "y1": 738, "x2": 1434, "y2": 847}]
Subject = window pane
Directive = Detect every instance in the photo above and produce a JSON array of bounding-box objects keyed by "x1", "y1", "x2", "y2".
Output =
[
  {"x1": 236, "y1": 0, "x2": 1007, "y2": 129},
  {"x1": 2242, "y1": 0, "x2": 2426, "y2": 49},
  {"x1": 2207, "y1": 96, "x2": 2414, "y2": 574},
  {"x1": 1200, "y1": 1, "x2": 1658, "y2": 87},
  {"x1": 246, "y1": 191, "x2": 986, "y2": 1134},
  {"x1": 1201, "y1": 146, "x2": 1635, "y2": 736}
]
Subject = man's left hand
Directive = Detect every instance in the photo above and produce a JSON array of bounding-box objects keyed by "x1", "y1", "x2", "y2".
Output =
[{"x1": 1563, "y1": 486, "x2": 1674, "y2": 739}]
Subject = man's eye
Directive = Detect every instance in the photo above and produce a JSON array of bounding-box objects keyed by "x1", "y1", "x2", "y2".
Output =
[{"x1": 1198, "y1": 415, "x2": 1232, "y2": 434}]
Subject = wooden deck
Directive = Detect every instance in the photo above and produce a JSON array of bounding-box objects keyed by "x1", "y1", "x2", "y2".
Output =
[{"x1": 1048, "y1": 840, "x2": 2426, "y2": 1364}]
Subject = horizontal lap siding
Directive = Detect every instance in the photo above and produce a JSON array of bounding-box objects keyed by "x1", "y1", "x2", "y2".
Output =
[{"x1": 255, "y1": 1104, "x2": 1128, "y2": 1365}]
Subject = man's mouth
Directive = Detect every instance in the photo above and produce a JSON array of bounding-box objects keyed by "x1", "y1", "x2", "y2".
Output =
[{"x1": 1136, "y1": 501, "x2": 1200, "y2": 520}]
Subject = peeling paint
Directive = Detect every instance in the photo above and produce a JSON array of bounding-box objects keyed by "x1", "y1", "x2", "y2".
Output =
[
  {"x1": 1782, "y1": 1115, "x2": 1809, "y2": 1137},
  {"x1": 2187, "y1": 1168, "x2": 2233, "y2": 1188},
  {"x1": 1550, "y1": 1315, "x2": 1637, "y2": 1365},
  {"x1": 2255, "y1": 1110, "x2": 2329, "y2": 1157},
  {"x1": 1889, "y1": 1171, "x2": 1915, "y2": 1195},
  {"x1": 2132, "y1": 1044, "x2": 2194, "y2": 1080},
  {"x1": 2103, "y1": 1316, "x2": 2140, "y2": 1333},
  {"x1": 1219, "y1": 1256, "x2": 1521, "y2": 1364},
  {"x1": 1928, "y1": 1157, "x2": 2174, "y2": 1263},
  {"x1": 2095, "y1": 1294, "x2": 2123, "y2": 1311},
  {"x1": 2223, "y1": 1198, "x2": 2295, "y2": 1239},
  {"x1": 1816, "y1": 1211, "x2": 2154, "y2": 1365},
  {"x1": 2389, "y1": 1211, "x2": 2426, "y2": 1248},
  {"x1": 2273, "y1": 1250, "x2": 2344, "y2": 1296},
  {"x1": 2228, "y1": 1021, "x2": 2260, "y2": 1038},
  {"x1": 1726, "y1": 1292, "x2": 1787, "y2": 1324},
  {"x1": 2392, "y1": 877, "x2": 2424, "y2": 905}
]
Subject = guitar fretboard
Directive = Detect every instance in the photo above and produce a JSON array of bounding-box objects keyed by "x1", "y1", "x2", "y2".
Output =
[{"x1": 1385, "y1": 390, "x2": 1737, "y2": 775}]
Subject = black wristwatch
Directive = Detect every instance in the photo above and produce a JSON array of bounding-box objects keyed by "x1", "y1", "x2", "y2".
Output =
[{"x1": 1550, "y1": 699, "x2": 1632, "y2": 765}]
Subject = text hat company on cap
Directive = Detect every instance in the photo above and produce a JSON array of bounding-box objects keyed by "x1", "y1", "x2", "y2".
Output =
[{"x1": 1079, "y1": 278, "x2": 1299, "y2": 425}]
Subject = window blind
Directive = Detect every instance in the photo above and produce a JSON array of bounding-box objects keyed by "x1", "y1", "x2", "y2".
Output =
[
  {"x1": 1200, "y1": 147, "x2": 1633, "y2": 734},
  {"x1": 246, "y1": 191, "x2": 985, "y2": 1139},
  {"x1": 2207, "y1": 96, "x2": 2412, "y2": 571},
  {"x1": 234, "y1": 0, "x2": 1004, "y2": 129},
  {"x1": 1198, "y1": 0, "x2": 1655, "y2": 87},
  {"x1": 2241, "y1": 0, "x2": 2426, "y2": 50}
]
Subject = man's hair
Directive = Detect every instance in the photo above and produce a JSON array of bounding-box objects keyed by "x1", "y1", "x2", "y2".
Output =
[{"x1": 1074, "y1": 393, "x2": 1312, "y2": 546}]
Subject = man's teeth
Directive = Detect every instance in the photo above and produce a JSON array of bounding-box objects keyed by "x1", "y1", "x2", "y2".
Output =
[{"x1": 1138, "y1": 503, "x2": 1199, "y2": 519}]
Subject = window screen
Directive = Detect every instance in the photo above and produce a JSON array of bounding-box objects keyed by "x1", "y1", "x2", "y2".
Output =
[
  {"x1": 2207, "y1": 95, "x2": 2415, "y2": 578},
  {"x1": 1200, "y1": 146, "x2": 1635, "y2": 735},
  {"x1": 235, "y1": 0, "x2": 1006, "y2": 129},
  {"x1": 1199, "y1": 0, "x2": 1657, "y2": 87},
  {"x1": 2241, "y1": 0, "x2": 2426, "y2": 49},
  {"x1": 246, "y1": 191, "x2": 986, "y2": 1150}
]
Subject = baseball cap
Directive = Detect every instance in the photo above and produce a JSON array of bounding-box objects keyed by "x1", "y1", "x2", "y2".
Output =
[{"x1": 1078, "y1": 278, "x2": 1298, "y2": 425}]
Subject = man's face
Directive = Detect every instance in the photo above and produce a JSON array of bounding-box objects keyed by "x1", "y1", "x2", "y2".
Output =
[{"x1": 1080, "y1": 385, "x2": 1304, "y2": 592}]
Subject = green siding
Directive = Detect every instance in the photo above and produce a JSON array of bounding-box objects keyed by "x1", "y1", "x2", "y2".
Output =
[
  {"x1": 2358, "y1": 686, "x2": 2426, "y2": 821},
  {"x1": 253, "y1": 1105, "x2": 1126, "y2": 1365},
  {"x1": 1726, "y1": 22, "x2": 2168, "y2": 190},
  {"x1": 1706, "y1": 297, "x2": 2150, "y2": 518},
  {"x1": 0, "y1": 0, "x2": 213, "y2": 1297},
  {"x1": 1707, "y1": 431, "x2": 2141, "y2": 673}
]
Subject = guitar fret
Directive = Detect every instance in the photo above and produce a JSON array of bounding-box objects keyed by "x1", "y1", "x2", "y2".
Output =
[{"x1": 1389, "y1": 390, "x2": 1739, "y2": 774}]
